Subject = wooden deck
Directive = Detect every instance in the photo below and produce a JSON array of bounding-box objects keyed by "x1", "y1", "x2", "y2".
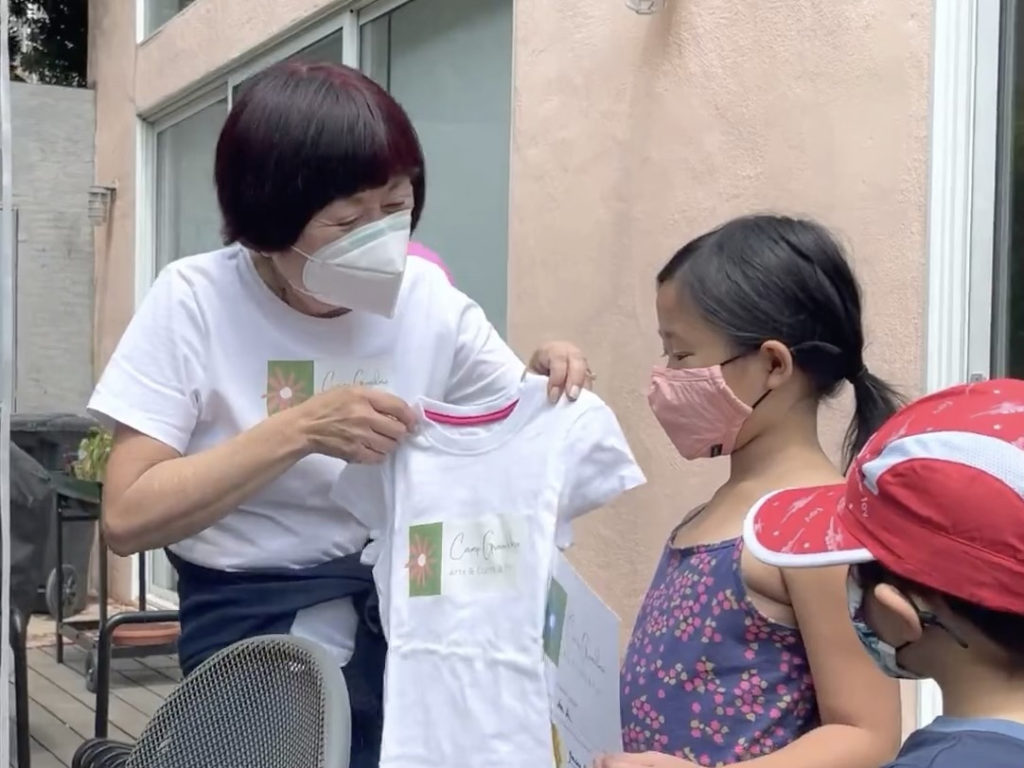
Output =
[{"x1": 18, "y1": 644, "x2": 178, "y2": 767}]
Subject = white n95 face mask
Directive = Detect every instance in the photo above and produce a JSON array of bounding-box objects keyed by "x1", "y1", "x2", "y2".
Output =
[{"x1": 293, "y1": 210, "x2": 412, "y2": 317}]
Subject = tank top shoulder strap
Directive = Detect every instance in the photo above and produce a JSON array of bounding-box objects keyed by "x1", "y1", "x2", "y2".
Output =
[{"x1": 669, "y1": 504, "x2": 710, "y2": 541}]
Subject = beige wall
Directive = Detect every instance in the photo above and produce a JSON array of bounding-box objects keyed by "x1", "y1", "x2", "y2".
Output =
[
  {"x1": 89, "y1": 0, "x2": 141, "y2": 602},
  {"x1": 505, "y1": 0, "x2": 931, "y2": 730},
  {"x1": 135, "y1": 0, "x2": 338, "y2": 113},
  {"x1": 92, "y1": 0, "x2": 931, "y2": 729}
]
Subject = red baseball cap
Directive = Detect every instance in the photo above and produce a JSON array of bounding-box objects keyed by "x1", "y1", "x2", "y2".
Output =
[{"x1": 743, "y1": 378, "x2": 1024, "y2": 615}]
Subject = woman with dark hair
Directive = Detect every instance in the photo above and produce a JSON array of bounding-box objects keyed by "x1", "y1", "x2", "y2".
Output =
[
  {"x1": 87, "y1": 62, "x2": 591, "y2": 765},
  {"x1": 601, "y1": 215, "x2": 904, "y2": 768}
]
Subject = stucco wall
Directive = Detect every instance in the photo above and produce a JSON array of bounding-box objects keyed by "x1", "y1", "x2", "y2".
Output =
[
  {"x1": 505, "y1": 0, "x2": 931, "y2": 730},
  {"x1": 88, "y1": 0, "x2": 140, "y2": 601},
  {"x1": 10, "y1": 83, "x2": 95, "y2": 413},
  {"x1": 136, "y1": 0, "x2": 339, "y2": 113}
]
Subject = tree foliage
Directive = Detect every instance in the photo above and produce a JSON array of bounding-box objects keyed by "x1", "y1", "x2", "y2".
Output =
[{"x1": 8, "y1": 0, "x2": 87, "y2": 87}]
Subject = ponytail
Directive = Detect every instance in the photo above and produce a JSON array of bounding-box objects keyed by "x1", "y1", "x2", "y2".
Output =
[
  {"x1": 843, "y1": 369, "x2": 905, "y2": 470},
  {"x1": 658, "y1": 214, "x2": 905, "y2": 471}
]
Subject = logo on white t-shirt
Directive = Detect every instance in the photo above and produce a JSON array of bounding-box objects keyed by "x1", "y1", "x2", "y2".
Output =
[
  {"x1": 263, "y1": 358, "x2": 391, "y2": 415},
  {"x1": 407, "y1": 514, "x2": 527, "y2": 598}
]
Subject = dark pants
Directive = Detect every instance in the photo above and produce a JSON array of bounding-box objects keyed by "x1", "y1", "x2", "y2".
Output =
[{"x1": 168, "y1": 550, "x2": 387, "y2": 767}]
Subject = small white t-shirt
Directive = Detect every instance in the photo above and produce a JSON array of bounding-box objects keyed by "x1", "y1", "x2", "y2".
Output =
[
  {"x1": 332, "y1": 374, "x2": 646, "y2": 768},
  {"x1": 88, "y1": 245, "x2": 522, "y2": 664}
]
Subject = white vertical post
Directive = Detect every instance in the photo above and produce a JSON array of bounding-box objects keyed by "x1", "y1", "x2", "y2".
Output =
[
  {"x1": 342, "y1": 9, "x2": 361, "y2": 69},
  {"x1": 923, "y1": 0, "x2": 1002, "y2": 727}
]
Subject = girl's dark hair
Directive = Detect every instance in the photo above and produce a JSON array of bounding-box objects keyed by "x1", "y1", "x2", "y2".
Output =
[
  {"x1": 657, "y1": 215, "x2": 904, "y2": 469},
  {"x1": 216, "y1": 61, "x2": 425, "y2": 252}
]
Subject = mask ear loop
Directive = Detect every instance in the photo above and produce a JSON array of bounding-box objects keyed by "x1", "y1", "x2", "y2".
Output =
[
  {"x1": 902, "y1": 595, "x2": 969, "y2": 651},
  {"x1": 718, "y1": 350, "x2": 777, "y2": 410}
]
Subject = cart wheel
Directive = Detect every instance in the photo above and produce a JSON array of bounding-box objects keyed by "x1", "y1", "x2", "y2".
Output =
[
  {"x1": 85, "y1": 649, "x2": 98, "y2": 694},
  {"x1": 45, "y1": 564, "x2": 79, "y2": 620}
]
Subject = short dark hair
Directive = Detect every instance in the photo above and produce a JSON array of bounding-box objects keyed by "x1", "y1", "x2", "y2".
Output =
[
  {"x1": 857, "y1": 561, "x2": 1024, "y2": 664},
  {"x1": 215, "y1": 61, "x2": 426, "y2": 252},
  {"x1": 657, "y1": 215, "x2": 904, "y2": 469}
]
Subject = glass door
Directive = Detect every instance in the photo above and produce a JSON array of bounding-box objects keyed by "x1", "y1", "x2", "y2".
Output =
[
  {"x1": 146, "y1": 100, "x2": 228, "y2": 605},
  {"x1": 360, "y1": 0, "x2": 513, "y2": 332},
  {"x1": 994, "y1": 0, "x2": 1024, "y2": 379}
]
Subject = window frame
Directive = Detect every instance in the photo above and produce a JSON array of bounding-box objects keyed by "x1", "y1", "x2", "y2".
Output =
[
  {"x1": 992, "y1": 0, "x2": 1022, "y2": 377},
  {"x1": 134, "y1": 4, "x2": 373, "y2": 307},
  {"x1": 922, "y1": 0, "x2": 1002, "y2": 725},
  {"x1": 137, "y1": 0, "x2": 200, "y2": 43}
]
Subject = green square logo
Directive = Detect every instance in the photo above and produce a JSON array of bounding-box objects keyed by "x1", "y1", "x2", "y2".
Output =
[
  {"x1": 408, "y1": 523, "x2": 443, "y2": 597},
  {"x1": 544, "y1": 578, "x2": 568, "y2": 664},
  {"x1": 265, "y1": 360, "x2": 315, "y2": 415}
]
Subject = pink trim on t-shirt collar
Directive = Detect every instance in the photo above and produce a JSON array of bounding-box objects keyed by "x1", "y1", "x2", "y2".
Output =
[
  {"x1": 422, "y1": 400, "x2": 519, "y2": 426},
  {"x1": 408, "y1": 241, "x2": 454, "y2": 285}
]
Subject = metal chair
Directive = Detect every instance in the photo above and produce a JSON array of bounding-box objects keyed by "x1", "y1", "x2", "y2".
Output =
[{"x1": 71, "y1": 634, "x2": 352, "y2": 768}]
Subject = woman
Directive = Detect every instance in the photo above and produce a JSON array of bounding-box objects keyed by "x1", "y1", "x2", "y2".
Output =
[{"x1": 88, "y1": 62, "x2": 590, "y2": 765}]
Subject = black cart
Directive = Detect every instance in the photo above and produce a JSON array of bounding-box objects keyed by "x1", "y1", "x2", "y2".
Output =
[{"x1": 50, "y1": 474, "x2": 179, "y2": 737}]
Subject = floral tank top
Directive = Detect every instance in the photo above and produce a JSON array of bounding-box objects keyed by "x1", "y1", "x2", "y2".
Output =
[{"x1": 621, "y1": 535, "x2": 819, "y2": 765}]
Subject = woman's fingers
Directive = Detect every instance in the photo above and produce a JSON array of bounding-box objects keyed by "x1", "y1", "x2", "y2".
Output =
[
  {"x1": 528, "y1": 341, "x2": 591, "y2": 403},
  {"x1": 351, "y1": 441, "x2": 388, "y2": 465},
  {"x1": 367, "y1": 411, "x2": 409, "y2": 442},
  {"x1": 545, "y1": 352, "x2": 569, "y2": 403},
  {"x1": 365, "y1": 389, "x2": 417, "y2": 428},
  {"x1": 564, "y1": 351, "x2": 590, "y2": 400},
  {"x1": 361, "y1": 429, "x2": 399, "y2": 456}
]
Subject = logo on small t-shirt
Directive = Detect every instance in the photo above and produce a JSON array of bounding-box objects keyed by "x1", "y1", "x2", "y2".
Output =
[
  {"x1": 406, "y1": 515, "x2": 526, "y2": 598},
  {"x1": 544, "y1": 578, "x2": 568, "y2": 664},
  {"x1": 408, "y1": 522, "x2": 443, "y2": 597},
  {"x1": 263, "y1": 358, "x2": 391, "y2": 415}
]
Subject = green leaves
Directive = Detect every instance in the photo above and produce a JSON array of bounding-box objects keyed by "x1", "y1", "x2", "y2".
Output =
[
  {"x1": 71, "y1": 426, "x2": 111, "y2": 483},
  {"x1": 9, "y1": 0, "x2": 87, "y2": 87}
]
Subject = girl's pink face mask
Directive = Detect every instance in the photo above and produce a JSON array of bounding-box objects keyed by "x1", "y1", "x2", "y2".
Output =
[{"x1": 647, "y1": 362, "x2": 755, "y2": 460}]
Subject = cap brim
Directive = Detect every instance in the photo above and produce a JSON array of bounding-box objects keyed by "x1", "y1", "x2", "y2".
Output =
[{"x1": 742, "y1": 484, "x2": 876, "y2": 568}]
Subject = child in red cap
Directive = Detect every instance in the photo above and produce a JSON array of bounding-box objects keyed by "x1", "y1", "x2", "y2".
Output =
[{"x1": 744, "y1": 378, "x2": 1024, "y2": 766}]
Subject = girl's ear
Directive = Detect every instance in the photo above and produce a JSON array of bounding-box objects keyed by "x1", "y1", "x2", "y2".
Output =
[{"x1": 760, "y1": 340, "x2": 794, "y2": 389}]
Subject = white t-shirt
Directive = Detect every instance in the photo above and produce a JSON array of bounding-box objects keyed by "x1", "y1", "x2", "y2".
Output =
[
  {"x1": 88, "y1": 244, "x2": 522, "y2": 664},
  {"x1": 332, "y1": 374, "x2": 646, "y2": 768}
]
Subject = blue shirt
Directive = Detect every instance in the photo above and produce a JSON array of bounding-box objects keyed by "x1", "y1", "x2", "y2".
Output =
[{"x1": 886, "y1": 717, "x2": 1024, "y2": 767}]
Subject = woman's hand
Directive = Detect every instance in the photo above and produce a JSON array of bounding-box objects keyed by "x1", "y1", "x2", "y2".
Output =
[
  {"x1": 290, "y1": 386, "x2": 417, "y2": 464},
  {"x1": 595, "y1": 753, "x2": 701, "y2": 768},
  {"x1": 528, "y1": 340, "x2": 593, "y2": 403}
]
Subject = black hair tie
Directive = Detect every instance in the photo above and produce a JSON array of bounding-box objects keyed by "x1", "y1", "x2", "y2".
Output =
[{"x1": 848, "y1": 365, "x2": 869, "y2": 383}]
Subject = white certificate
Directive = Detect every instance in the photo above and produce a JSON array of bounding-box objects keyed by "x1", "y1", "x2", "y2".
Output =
[{"x1": 543, "y1": 552, "x2": 623, "y2": 768}]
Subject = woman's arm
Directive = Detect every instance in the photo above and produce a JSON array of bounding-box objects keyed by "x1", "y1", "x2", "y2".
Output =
[
  {"x1": 102, "y1": 386, "x2": 414, "y2": 556},
  {"x1": 102, "y1": 416, "x2": 305, "y2": 556}
]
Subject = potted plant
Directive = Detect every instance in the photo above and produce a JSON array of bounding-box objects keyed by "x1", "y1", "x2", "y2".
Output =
[{"x1": 70, "y1": 427, "x2": 112, "y2": 500}]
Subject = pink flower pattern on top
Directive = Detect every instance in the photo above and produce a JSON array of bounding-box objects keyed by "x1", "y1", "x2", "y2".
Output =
[{"x1": 621, "y1": 537, "x2": 819, "y2": 765}]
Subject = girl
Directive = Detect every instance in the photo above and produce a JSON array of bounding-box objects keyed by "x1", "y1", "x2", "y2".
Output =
[{"x1": 600, "y1": 215, "x2": 904, "y2": 768}]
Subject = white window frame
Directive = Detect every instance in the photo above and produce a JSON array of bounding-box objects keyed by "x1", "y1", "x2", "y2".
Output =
[
  {"x1": 132, "y1": 0, "x2": 424, "y2": 607},
  {"x1": 136, "y1": 0, "x2": 191, "y2": 44},
  {"x1": 922, "y1": 0, "x2": 1001, "y2": 726},
  {"x1": 3, "y1": 208, "x2": 17, "y2": 412}
]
